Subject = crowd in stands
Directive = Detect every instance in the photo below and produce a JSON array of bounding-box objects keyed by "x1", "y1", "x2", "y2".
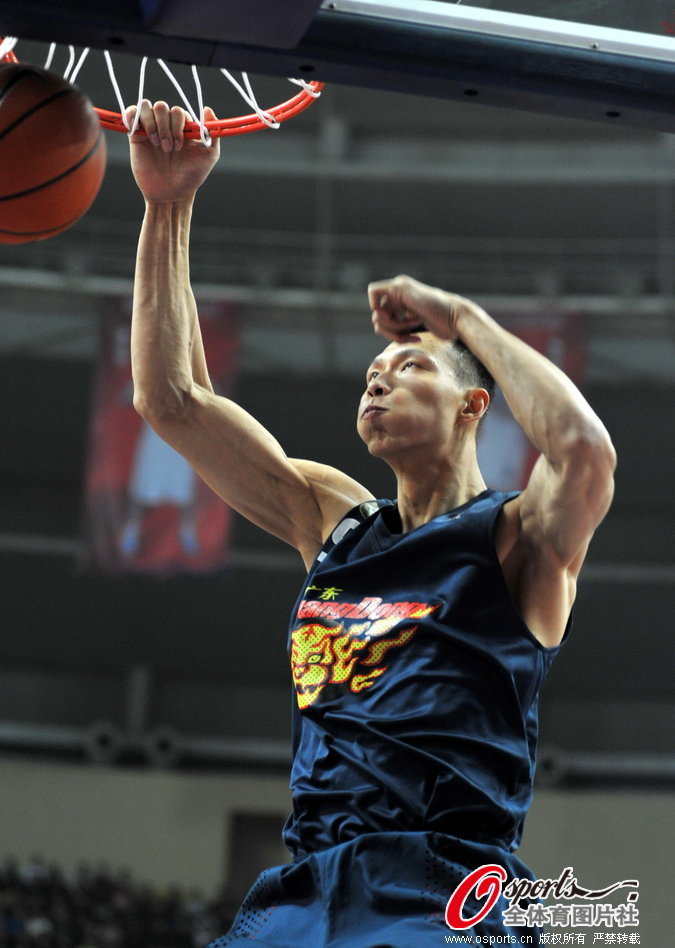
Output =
[{"x1": 0, "y1": 856, "x2": 233, "y2": 947}]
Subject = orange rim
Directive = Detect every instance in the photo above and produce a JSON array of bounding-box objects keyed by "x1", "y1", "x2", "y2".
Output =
[
  {"x1": 1, "y1": 39, "x2": 323, "y2": 138},
  {"x1": 96, "y1": 81, "x2": 325, "y2": 138}
]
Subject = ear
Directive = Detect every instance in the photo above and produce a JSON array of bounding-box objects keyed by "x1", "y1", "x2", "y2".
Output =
[{"x1": 458, "y1": 388, "x2": 490, "y2": 426}]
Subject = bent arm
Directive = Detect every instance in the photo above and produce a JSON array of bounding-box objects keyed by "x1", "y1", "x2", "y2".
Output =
[
  {"x1": 453, "y1": 304, "x2": 616, "y2": 571},
  {"x1": 458, "y1": 306, "x2": 616, "y2": 644}
]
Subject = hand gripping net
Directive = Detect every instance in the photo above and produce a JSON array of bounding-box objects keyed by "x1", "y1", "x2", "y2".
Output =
[{"x1": 0, "y1": 37, "x2": 323, "y2": 143}]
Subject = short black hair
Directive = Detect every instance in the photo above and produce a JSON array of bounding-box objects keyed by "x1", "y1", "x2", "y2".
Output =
[{"x1": 446, "y1": 340, "x2": 495, "y2": 403}]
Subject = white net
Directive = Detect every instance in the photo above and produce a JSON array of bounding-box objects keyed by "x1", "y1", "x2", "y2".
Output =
[{"x1": 0, "y1": 38, "x2": 323, "y2": 141}]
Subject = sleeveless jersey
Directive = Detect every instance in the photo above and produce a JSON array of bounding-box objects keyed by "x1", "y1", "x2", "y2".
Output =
[{"x1": 283, "y1": 489, "x2": 568, "y2": 859}]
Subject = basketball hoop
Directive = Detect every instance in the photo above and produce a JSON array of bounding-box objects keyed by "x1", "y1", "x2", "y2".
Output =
[{"x1": 0, "y1": 37, "x2": 324, "y2": 142}]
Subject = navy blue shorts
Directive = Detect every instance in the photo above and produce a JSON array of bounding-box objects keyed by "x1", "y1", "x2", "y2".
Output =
[{"x1": 208, "y1": 832, "x2": 541, "y2": 948}]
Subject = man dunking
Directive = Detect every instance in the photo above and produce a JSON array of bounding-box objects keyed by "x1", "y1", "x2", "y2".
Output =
[{"x1": 128, "y1": 101, "x2": 616, "y2": 947}]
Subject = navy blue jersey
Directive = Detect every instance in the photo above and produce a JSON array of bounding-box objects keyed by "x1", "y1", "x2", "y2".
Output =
[{"x1": 283, "y1": 489, "x2": 568, "y2": 859}]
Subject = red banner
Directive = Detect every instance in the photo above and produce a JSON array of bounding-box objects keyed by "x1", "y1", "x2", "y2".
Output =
[
  {"x1": 477, "y1": 313, "x2": 585, "y2": 491},
  {"x1": 84, "y1": 300, "x2": 239, "y2": 574}
]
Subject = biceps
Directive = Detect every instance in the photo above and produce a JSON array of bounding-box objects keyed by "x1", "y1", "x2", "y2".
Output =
[{"x1": 521, "y1": 442, "x2": 615, "y2": 569}]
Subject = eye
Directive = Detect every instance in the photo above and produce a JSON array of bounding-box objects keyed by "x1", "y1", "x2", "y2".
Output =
[
  {"x1": 368, "y1": 370, "x2": 379, "y2": 381},
  {"x1": 402, "y1": 360, "x2": 418, "y2": 370}
]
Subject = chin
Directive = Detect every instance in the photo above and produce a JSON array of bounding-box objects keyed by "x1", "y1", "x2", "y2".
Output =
[
  {"x1": 360, "y1": 433, "x2": 386, "y2": 458},
  {"x1": 365, "y1": 436, "x2": 400, "y2": 462}
]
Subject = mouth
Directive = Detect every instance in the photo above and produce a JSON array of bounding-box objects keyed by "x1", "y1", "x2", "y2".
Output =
[{"x1": 361, "y1": 406, "x2": 387, "y2": 420}]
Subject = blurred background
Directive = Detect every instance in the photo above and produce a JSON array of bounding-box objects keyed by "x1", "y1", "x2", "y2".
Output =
[{"x1": 0, "y1": 26, "x2": 673, "y2": 947}]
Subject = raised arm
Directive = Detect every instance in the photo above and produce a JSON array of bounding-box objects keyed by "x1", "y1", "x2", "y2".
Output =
[
  {"x1": 129, "y1": 102, "x2": 372, "y2": 568},
  {"x1": 368, "y1": 275, "x2": 616, "y2": 646}
]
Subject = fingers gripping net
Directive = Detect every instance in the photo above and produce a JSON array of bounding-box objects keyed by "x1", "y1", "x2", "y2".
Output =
[{"x1": 0, "y1": 37, "x2": 323, "y2": 141}]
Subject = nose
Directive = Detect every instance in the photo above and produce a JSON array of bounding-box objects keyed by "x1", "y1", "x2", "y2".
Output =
[
  {"x1": 367, "y1": 377, "x2": 389, "y2": 397},
  {"x1": 366, "y1": 371, "x2": 391, "y2": 397}
]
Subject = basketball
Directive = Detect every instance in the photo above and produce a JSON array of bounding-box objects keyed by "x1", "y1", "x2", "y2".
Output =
[{"x1": 0, "y1": 62, "x2": 107, "y2": 244}]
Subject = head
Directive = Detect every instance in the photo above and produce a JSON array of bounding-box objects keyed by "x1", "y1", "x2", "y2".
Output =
[
  {"x1": 357, "y1": 332, "x2": 494, "y2": 463},
  {"x1": 444, "y1": 339, "x2": 495, "y2": 417}
]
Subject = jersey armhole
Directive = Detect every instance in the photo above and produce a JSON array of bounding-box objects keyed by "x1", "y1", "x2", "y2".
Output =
[{"x1": 314, "y1": 499, "x2": 392, "y2": 566}]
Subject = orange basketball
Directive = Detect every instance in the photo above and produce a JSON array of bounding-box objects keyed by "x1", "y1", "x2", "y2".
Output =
[{"x1": 0, "y1": 63, "x2": 107, "y2": 244}]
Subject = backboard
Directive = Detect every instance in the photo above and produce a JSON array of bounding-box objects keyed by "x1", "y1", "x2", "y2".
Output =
[
  {"x1": 0, "y1": 1, "x2": 673, "y2": 131},
  {"x1": 460, "y1": 1, "x2": 675, "y2": 37}
]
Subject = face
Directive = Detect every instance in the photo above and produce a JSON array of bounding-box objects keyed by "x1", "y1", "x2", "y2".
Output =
[{"x1": 357, "y1": 333, "x2": 466, "y2": 460}]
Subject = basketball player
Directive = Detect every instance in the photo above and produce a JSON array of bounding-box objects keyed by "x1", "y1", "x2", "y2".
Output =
[{"x1": 128, "y1": 102, "x2": 616, "y2": 946}]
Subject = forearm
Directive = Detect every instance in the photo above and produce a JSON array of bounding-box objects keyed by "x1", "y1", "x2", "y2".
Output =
[
  {"x1": 131, "y1": 199, "x2": 212, "y2": 420},
  {"x1": 455, "y1": 303, "x2": 611, "y2": 464}
]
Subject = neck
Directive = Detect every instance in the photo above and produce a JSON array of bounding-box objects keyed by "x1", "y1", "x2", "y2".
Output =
[{"x1": 389, "y1": 445, "x2": 487, "y2": 533}]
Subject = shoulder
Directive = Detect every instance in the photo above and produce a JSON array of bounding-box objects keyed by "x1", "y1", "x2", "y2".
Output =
[{"x1": 290, "y1": 459, "x2": 375, "y2": 566}]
